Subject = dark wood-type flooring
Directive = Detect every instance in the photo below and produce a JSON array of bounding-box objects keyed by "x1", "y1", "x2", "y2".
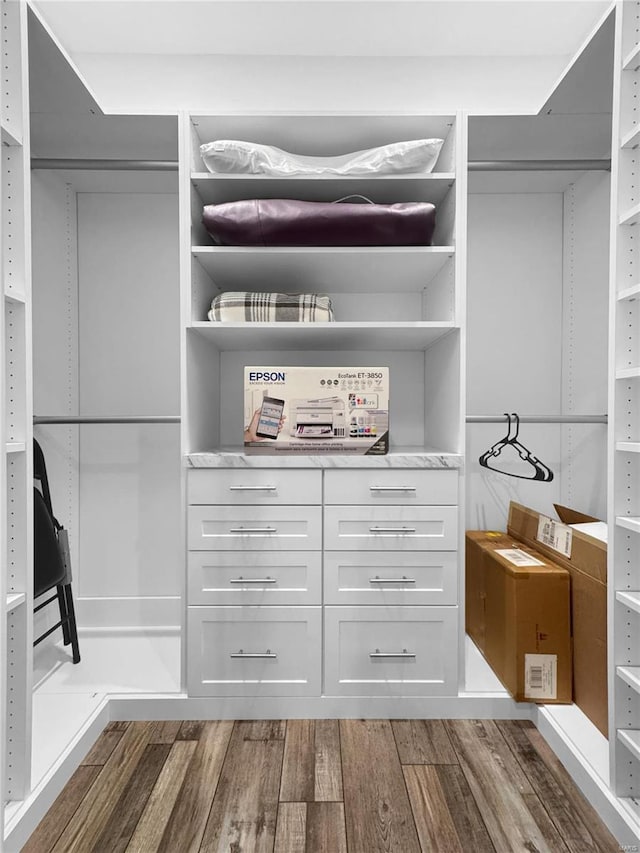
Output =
[{"x1": 24, "y1": 718, "x2": 620, "y2": 852}]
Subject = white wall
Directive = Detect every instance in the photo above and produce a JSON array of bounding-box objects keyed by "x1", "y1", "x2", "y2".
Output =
[
  {"x1": 31, "y1": 180, "x2": 182, "y2": 641},
  {"x1": 560, "y1": 171, "x2": 610, "y2": 519},
  {"x1": 466, "y1": 179, "x2": 610, "y2": 530},
  {"x1": 76, "y1": 192, "x2": 181, "y2": 628},
  {"x1": 31, "y1": 170, "x2": 79, "y2": 679},
  {"x1": 466, "y1": 192, "x2": 564, "y2": 530}
]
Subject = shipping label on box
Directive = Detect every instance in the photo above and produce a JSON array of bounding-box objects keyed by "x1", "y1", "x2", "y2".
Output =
[
  {"x1": 494, "y1": 548, "x2": 546, "y2": 568},
  {"x1": 536, "y1": 514, "x2": 573, "y2": 558},
  {"x1": 244, "y1": 367, "x2": 389, "y2": 455},
  {"x1": 524, "y1": 653, "x2": 558, "y2": 700}
]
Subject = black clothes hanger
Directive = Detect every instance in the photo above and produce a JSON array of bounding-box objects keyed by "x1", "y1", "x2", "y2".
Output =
[{"x1": 478, "y1": 413, "x2": 554, "y2": 482}]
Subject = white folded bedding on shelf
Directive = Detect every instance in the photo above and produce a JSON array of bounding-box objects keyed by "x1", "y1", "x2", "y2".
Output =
[{"x1": 200, "y1": 138, "x2": 444, "y2": 176}]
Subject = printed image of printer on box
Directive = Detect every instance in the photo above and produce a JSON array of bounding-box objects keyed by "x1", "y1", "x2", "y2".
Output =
[{"x1": 244, "y1": 366, "x2": 389, "y2": 455}]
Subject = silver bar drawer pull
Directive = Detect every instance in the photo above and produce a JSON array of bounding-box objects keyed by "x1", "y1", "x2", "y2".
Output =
[
  {"x1": 369, "y1": 576, "x2": 416, "y2": 584},
  {"x1": 229, "y1": 485, "x2": 277, "y2": 491},
  {"x1": 230, "y1": 649, "x2": 277, "y2": 659},
  {"x1": 369, "y1": 526, "x2": 416, "y2": 533},
  {"x1": 369, "y1": 486, "x2": 417, "y2": 491},
  {"x1": 229, "y1": 577, "x2": 277, "y2": 584},
  {"x1": 229, "y1": 526, "x2": 278, "y2": 534},
  {"x1": 370, "y1": 648, "x2": 416, "y2": 659}
]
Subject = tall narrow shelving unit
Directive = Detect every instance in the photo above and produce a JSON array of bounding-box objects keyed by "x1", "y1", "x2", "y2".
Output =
[
  {"x1": 608, "y1": 0, "x2": 640, "y2": 815},
  {"x1": 1, "y1": 0, "x2": 32, "y2": 814}
]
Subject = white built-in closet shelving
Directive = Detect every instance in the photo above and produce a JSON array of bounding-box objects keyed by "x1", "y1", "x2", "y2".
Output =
[
  {"x1": 609, "y1": 0, "x2": 640, "y2": 808},
  {"x1": 182, "y1": 113, "x2": 466, "y2": 457},
  {"x1": 180, "y1": 112, "x2": 467, "y2": 704},
  {"x1": 1, "y1": 0, "x2": 32, "y2": 813}
]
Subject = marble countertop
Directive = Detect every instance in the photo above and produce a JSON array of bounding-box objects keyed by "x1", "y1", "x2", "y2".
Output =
[{"x1": 186, "y1": 448, "x2": 463, "y2": 469}]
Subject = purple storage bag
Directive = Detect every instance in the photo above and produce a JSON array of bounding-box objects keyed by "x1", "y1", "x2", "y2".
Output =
[{"x1": 202, "y1": 197, "x2": 436, "y2": 247}]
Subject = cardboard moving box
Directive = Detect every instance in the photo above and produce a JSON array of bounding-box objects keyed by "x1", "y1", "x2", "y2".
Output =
[
  {"x1": 466, "y1": 530, "x2": 572, "y2": 704},
  {"x1": 507, "y1": 502, "x2": 608, "y2": 737}
]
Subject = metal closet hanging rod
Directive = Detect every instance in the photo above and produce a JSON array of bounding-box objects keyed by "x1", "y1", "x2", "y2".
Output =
[
  {"x1": 30, "y1": 158, "x2": 611, "y2": 173},
  {"x1": 467, "y1": 414, "x2": 608, "y2": 424},
  {"x1": 34, "y1": 415, "x2": 181, "y2": 425}
]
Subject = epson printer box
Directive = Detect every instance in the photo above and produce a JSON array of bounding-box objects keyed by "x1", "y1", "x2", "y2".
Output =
[{"x1": 244, "y1": 366, "x2": 389, "y2": 455}]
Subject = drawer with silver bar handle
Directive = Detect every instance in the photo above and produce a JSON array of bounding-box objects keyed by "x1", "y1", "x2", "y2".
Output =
[{"x1": 188, "y1": 468, "x2": 322, "y2": 505}]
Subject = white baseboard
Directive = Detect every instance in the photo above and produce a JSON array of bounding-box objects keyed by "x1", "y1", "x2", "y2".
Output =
[
  {"x1": 3, "y1": 699, "x2": 110, "y2": 853},
  {"x1": 107, "y1": 691, "x2": 533, "y2": 721},
  {"x1": 76, "y1": 596, "x2": 181, "y2": 628},
  {"x1": 535, "y1": 706, "x2": 640, "y2": 847}
]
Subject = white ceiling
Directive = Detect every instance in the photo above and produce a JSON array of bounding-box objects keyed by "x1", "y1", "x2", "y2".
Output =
[{"x1": 31, "y1": 0, "x2": 611, "y2": 58}]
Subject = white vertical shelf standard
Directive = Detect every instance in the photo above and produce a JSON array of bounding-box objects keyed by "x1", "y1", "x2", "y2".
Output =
[
  {"x1": 1, "y1": 0, "x2": 33, "y2": 817},
  {"x1": 609, "y1": 0, "x2": 640, "y2": 805}
]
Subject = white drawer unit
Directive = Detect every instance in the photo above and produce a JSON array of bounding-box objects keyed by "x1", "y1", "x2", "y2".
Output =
[
  {"x1": 323, "y1": 551, "x2": 457, "y2": 605},
  {"x1": 187, "y1": 606, "x2": 322, "y2": 696},
  {"x1": 188, "y1": 468, "x2": 322, "y2": 505},
  {"x1": 188, "y1": 551, "x2": 322, "y2": 605},
  {"x1": 324, "y1": 505, "x2": 458, "y2": 551},
  {"x1": 188, "y1": 505, "x2": 322, "y2": 550},
  {"x1": 324, "y1": 469, "x2": 458, "y2": 505},
  {"x1": 324, "y1": 606, "x2": 458, "y2": 696}
]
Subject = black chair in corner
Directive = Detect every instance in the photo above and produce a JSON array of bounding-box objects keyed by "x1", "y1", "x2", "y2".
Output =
[{"x1": 33, "y1": 439, "x2": 80, "y2": 663}]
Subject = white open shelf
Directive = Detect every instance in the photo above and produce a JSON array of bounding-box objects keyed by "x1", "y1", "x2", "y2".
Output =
[
  {"x1": 4, "y1": 288, "x2": 26, "y2": 304},
  {"x1": 623, "y1": 42, "x2": 640, "y2": 71},
  {"x1": 619, "y1": 203, "x2": 640, "y2": 226},
  {"x1": 616, "y1": 367, "x2": 640, "y2": 379},
  {"x1": 5, "y1": 593, "x2": 25, "y2": 613},
  {"x1": 192, "y1": 246, "x2": 455, "y2": 294},
  {"x1": 617, "y1": 730, "x2": 640, "y2": 763},
  {"x1": 192, "y1": 172, "x2": 456, "y2": 206},
  {"x1": 616, "y1": 591, "x2": 640, "y2": 614},
  {"x1": 621, "y1": 124, "x2": 640, "y2": 149},
  {"x1": 617, "y1": 666, "x2": 640, "y2": 695},
  {"x1": 616, "y1": 516, "x2": 640, "y2": 534},
  {"x1": 189, "y1": 321, "x2": 456, "y2": 351},
  {"x1": 0, "y1": 122, "x2": 22, "y2": 148},
  {"x1": 618, "y1": 283, "x2": 640, "y2": 302},
  {"x1": 617, "y1": 442, "x2": 640, "y2": 453},
  {"x1": 5, "y1": 442, "x2": 25, "y2": 454}
]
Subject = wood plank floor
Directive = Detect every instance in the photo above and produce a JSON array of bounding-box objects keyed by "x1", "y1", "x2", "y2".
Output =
[{"x1": 24, "y1": 719, "x2": 620, "y2": 853}]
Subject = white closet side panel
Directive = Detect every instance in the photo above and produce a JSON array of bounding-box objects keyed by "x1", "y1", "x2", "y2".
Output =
[
  {"x1": 561, "y1": 172, "x2": 610, "y2": 520},
  {"x1": 31, "y1": 170, "x2": 79, "y2": 674},
  {"x1": 466, "y1": 193, "x2": 563, "y2": 530},
  {"x1": 77, "y1": 193, "x2": 181, "y2": 628}
]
